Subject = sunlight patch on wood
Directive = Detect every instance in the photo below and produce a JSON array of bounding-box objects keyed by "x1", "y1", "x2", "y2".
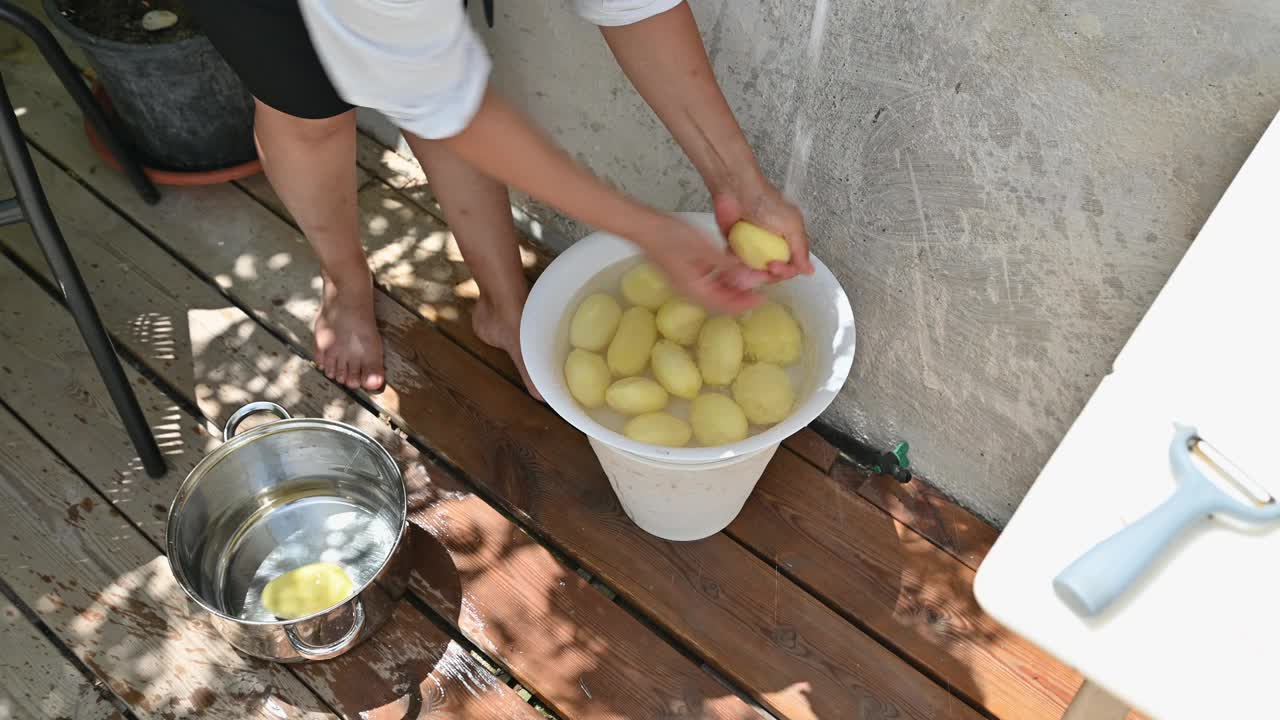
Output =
[
  {"x1": 519, "y1": 246, "x2": 537, "y2": 269},
  {"x1": 367, "y1": 214, "x2": 390, "y2": 237},
  {"x1": 234, "y1": 255, "x2": 258, "y2": 281},
  {"x1": 453, "y1": 279, "x2": 480, "y2": 300}
]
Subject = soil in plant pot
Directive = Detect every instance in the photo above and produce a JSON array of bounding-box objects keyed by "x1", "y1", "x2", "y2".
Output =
[{"x1": 55, "y1": 0, "x2": 198, "y2": 44}]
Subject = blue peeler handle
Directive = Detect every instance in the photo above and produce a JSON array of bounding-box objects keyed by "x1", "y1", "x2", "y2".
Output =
[
  {"x1": 1051, "y1": 425, "x2": 1252, "y2": 617},
  {"x1": 1053, "y1": 483, "x2": 1215, "y2": 617}
]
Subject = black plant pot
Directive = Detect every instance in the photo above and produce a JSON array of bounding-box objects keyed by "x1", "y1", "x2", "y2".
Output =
[{"x1": 44, "y1": 0, "x2": 255, "y2": 172}]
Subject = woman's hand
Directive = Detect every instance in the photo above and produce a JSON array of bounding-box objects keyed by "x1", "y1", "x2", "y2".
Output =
[
  {"x1": 634, "y1": 215, "x2": 769, "y2": 314},
  {"x1": 714, "y1": 181, "x2": 814, "y2": 281}
]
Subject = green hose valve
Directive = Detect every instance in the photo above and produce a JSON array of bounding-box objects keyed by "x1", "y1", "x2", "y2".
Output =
[{"x1": 874, "y1": 441, "x2": 912, "y2": 483}]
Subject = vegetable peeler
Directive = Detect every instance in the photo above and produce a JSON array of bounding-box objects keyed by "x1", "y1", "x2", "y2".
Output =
[{"x1": 1054, "y1": 424, "x2": 1277, "y2": 617}]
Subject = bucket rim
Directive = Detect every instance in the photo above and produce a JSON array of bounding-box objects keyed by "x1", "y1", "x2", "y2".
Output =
[{"x1": 522, "y1": 211, "x2": 856, "y2": 464}]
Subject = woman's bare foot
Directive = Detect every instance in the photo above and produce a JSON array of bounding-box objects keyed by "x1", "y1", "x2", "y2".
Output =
[
  {"x1": 314, "y1": 275, "x2": 386, "y2": 392},
  {"x1": 472, "y1": 297, "x2": 541, "y2": 400}
]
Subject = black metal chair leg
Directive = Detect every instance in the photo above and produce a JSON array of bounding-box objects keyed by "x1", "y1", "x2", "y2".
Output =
[
  {"x1": 0, "y1": 1, "x2": 159, "y2": 205},
  {"x1": 0, "y1": 74, "x2": 165, "y2": 477}
]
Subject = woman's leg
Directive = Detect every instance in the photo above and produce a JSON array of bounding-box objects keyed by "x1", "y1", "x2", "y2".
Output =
[
  {"x1": 253, "y1": 100, "x2": 384, "y2": 392},
  {"x1": 401, "y1": 134, "x2": 538, "y2": 397}
]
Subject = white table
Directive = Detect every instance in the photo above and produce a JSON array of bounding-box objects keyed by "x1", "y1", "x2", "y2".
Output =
[{"x1": 974, "y1": 109, "x2": 1280, "y2": 720}]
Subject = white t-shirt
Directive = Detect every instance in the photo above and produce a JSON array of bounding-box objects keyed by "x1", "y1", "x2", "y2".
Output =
[{"x1": 299, "y1": 0, "x2": 684, "y2": 139}]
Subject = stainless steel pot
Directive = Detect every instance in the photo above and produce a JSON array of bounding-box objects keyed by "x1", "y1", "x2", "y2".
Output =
[{"x1": 166, "y1": 402, "x2": 410, "y2": 662}]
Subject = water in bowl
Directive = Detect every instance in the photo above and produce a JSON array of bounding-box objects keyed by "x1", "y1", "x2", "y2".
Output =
[{"x1": 559, "y1": 258, "x2": 817, "y2": 445}]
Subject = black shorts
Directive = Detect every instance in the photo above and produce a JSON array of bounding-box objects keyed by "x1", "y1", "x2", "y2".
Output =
[{"x1": 186, "y1": 0, "x2": 353, "y2": 119}]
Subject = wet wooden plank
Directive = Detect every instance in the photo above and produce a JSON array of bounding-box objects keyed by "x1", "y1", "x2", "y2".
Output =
[
  {"x1": 0, "y1": 403, "x2": 335, "y2": 719},
  {"x1": 783, "y1": 428, "x2": 839, "y2": 474},
  {"x1": 300, "y1": 603, "x2": 541, "y2": 720},
  {"x1": 1, "y1": 597, "x2": 125, "y2": 720},
  {"x1": 377, "y1": 299, "x2": 983, "y2": 719},
  {"x1": 400, "y1": 461, "x2": 760, "y2": 720},
  {"x1": 731, "y1": 451, "x2": 1081, "y2": 719},
  {"x1": 834, "y1": 461, "x2": 999, "y2": 571},
  {"x1": 0, "y1": 163, "x2": 757, "y2": 718},
  {"x1": 4, "y1": 76, "x2": 977, "y2": 720},
  {"x1": 0, "y1": 257, "x2": 541, "y2": 720}
]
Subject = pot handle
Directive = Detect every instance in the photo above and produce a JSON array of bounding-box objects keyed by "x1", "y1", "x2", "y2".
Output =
[
  {"x1": 284, "y1": 597, "x2": 366, "y2": 661},
  {"x1": 223, "y1": 402, "x2": 291, "y2": 442}
]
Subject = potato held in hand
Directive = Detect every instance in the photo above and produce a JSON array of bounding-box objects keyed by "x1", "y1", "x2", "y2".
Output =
[
  {"x1": 732, "y1": 362, "x2": 794, "y2": 425},
  {"x1": 605, "y1": 377, "x2": 669, "y2": 415},
  {"x1": 729, "y1": 221, "x2": 790, "y2": 270},
  {"x1": 741, "y1": 301, "x2": 803, "y2": 365},
  {"x1": 607, "y1": 307, "x2": 657, "y2": 377},
  {"x1": 570, "y1": 293, "x2": 622, "y2": 352},
  {"x1": 565, "y1": 349, "x2": 611, "y2": 408},
  {"x1": 690, "y1": 393, "x2": 749, "y2": 446},
  {"x1": 655, "y1": 298, "x2": 707, "y2": 346},
  {"x1": 624, "y1": 412, "x2": 692, "y2": 447},
  {"x1": 620, "y1": 263, "x2": 673, "y2": 309},
  {"x1": 651, "y1": 340, "x2": 702, "y2": 400},
  {"x1": 697, "y1": 315, "x2": 744, "y2": 386}
]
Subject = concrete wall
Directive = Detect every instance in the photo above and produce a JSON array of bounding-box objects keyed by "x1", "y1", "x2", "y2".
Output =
[{"x1": 364, "y1": 1, "x2": 1279, "y2": 525}]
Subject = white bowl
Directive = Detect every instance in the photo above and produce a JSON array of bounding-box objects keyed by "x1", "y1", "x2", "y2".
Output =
[{"x1": 521, "y1": 212, "x2": 856, "y2": 464}]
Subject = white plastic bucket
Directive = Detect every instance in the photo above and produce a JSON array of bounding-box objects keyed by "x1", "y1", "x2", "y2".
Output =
[
  {"x1": 590, "y1": 439, "x2": 779, "y2": 541},
  {"x1": 522, "y1": 212, "x2": 856, "y2": 540}
]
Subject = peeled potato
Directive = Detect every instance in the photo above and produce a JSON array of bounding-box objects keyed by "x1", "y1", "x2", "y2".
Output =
[
  {"x1": 620, "y1": 263, "x2": 673, "y2": 309},
  {"x1": 690, "y1": 393, "x2": 749, "y2": 446},
  {"x1": 697, "y1": 315, "x2": 744, "y2": 386},
  {"x1": 729, "y1": 221, "x2": 791, "y2": 270},
  {"x1": 732, "y1": 363, "x2": 794, "y2": 425},
  {"x1": 565, "y1": 348, "x2": 610, "y2": 408},
  {"x1": 741, "y1": 301, "x2": 803, "y2": 365},
  {"x1": 607, "y1": 307, "x2": 657, "y2": 376},
  {"x1": 605, "y1": 377, "x2": 669, "y2": 415},
  {"x1": 655, "y1": 298, "x2": 707, "y2": 346},
  {"x1": 624, "y1": 412, "x2": 692, "y2": 447},
  {"x1": 570, "y1": 293, "x2": 622, "y2": 352},
  {"x1": 261, "y1": 562, "x2": 353, "y2": 619},
  {"x1": 651, "y1": 340, "x2": 702, "y2": 400}
]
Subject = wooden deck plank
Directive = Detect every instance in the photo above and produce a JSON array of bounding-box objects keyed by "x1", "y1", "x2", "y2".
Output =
[
  {"x1": 835, "y1": 462, "x2": 1000, "y2": 572},
  {"x1": 376, "y1": 299, "x2": 982, "y2": 720},
  {"x1": 0, "y1": 257, "x2": 541, "y2": 720},
  {"x1": 3, "y1": 73, "x2": 978, "y2": 720},
  {"x1": 782, "y1": 429, "x2": 839, "y2": 474},
  {"x1": 400, "y1": 461, "x2": 760, "y2": 720},
  {"x1": 730, "y1": 451, "x2": 1081, "y2": 719},
  {"x1": 0, "y1": 161, "x2": 758, "y2": 718},
  {"x1": 1, "y1": 596, "x2": 125, "y2": 720},
  {"x1": 0, "y1": 403, "x2": 334, "y2": 719}
]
